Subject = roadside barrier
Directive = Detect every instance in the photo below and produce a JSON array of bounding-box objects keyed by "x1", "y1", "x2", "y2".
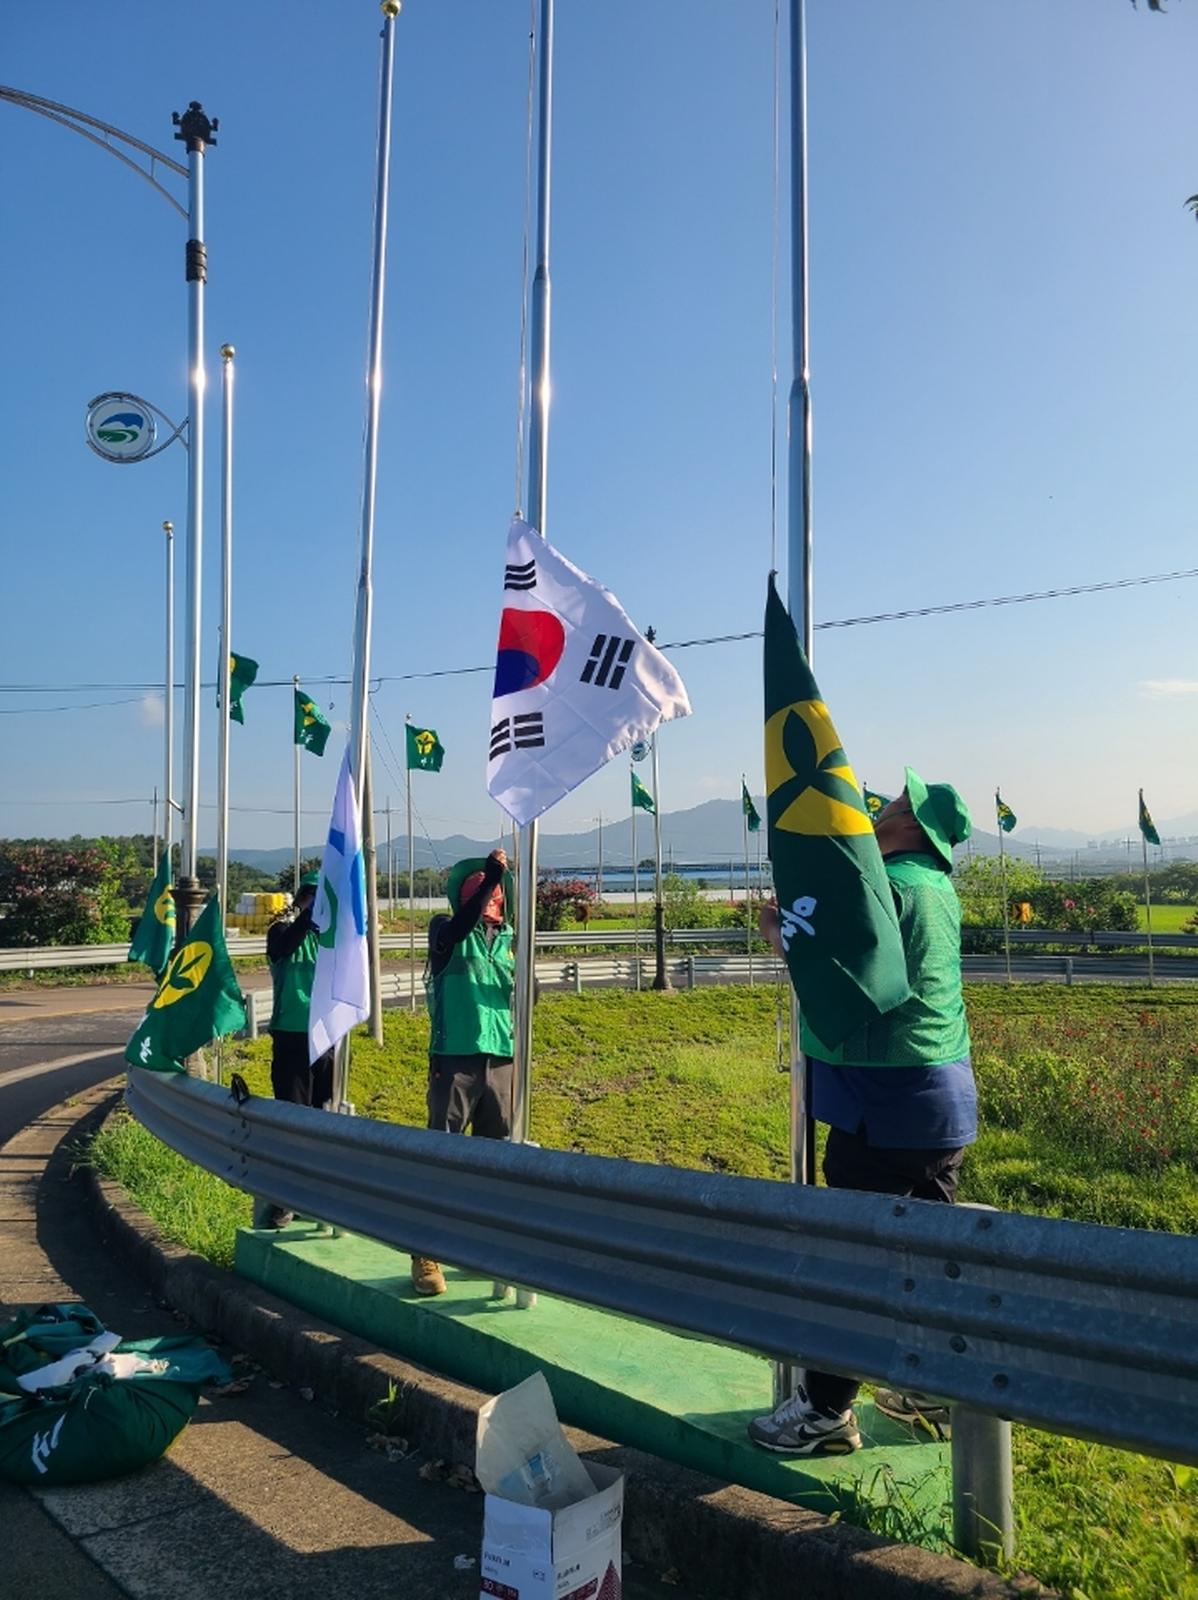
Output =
[{"x1": 126, "y1": 1065, "x2": 1198, "y2": 1565}]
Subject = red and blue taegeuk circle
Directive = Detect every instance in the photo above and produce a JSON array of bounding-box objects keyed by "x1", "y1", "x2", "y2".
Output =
[{"x1": 493, "y1": 607, "x2": 566, "y2": 697}]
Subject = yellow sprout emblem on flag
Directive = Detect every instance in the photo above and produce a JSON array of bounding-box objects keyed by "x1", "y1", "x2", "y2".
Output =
[
  {"x1": 152, "y1": 940, "x2": 212, "y2": 1009},
  {"x1": 414, "y1": 729, "x2": 436, "y2": 758},
  {"x1": 301, "y1": 700, "x2": 318, "y2": 727},
  {"x1": 765, "y1": 700, "x2": 871, "y2": 836},
  {"x1": 153, "y1": 884, "x2": 176, "y2": 927}
]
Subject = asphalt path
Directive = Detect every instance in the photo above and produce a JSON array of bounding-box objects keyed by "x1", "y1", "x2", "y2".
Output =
[{"x1": 0, "y1": 1005, "x2": 137, "y2": 1146}]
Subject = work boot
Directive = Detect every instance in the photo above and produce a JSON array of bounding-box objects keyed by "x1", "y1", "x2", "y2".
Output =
[{"x1": 411, "y1": 1256, "x2": 446, "y2": 1297}]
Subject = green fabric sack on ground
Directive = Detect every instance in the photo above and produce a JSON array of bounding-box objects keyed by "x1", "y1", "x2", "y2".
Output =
[
  {"x1": 0, "y1": 1373, "x2": 199, "y2": 1485},
  {"x1": 0, "y1": 1302, "x2": 231, "y2": 1485}
]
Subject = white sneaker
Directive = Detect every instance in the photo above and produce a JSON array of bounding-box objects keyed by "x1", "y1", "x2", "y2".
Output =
[{"x1": 748, "y1": 1383, "x2": 861, "y2": 1455}]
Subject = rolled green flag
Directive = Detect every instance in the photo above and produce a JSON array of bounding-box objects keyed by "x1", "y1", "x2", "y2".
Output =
[
  {"x1": 406, "y1": 723, "x2": 445, "y2": 772},
  {"x1": 294, "y1": 687, "x2": 331, "y2": 756},
  {"x1": 127, "y1": 851, "x2": 175, "y2": 978},
  {"x1": 125, "y1": 896, "x2": 246, "y2": 1073},
  {"x1": 741, "y1": 780, "x2": 761, "y2": 833},
  {"x1": 763, "y1": 576, "x2": 909, "y2": 1049},
  {"x1": 227, "y1": 653, "x2": 258, "y2": 725},
  {"x1": 631, "y1": 770, "x2": 656, "y2": 814},
  {"x1": 995, "y1": 792, "x2": 1017, "y2": 834},
  {"x1": 1138, "y1": 789, "x2": 1161, "y2": 848}
]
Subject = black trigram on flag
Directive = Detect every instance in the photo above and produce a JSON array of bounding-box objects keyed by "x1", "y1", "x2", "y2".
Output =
[
  {"x1": 580, "y1": 633, "x2": 634, "y2": 690},
  {"x1": 490, "y1": 711, "x2": 545, "y2": 760},
  {"x1": 504, "y1": 558, "x2": 537, "y2": 592}
]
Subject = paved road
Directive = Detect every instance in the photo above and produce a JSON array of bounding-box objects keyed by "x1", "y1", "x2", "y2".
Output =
[
  {"x1": 0, "y1": 1005, "x2": 138, "y2": 1146},
  {"x1": 2, "y1": 1052, "x2": 696, "y2": 1599}
]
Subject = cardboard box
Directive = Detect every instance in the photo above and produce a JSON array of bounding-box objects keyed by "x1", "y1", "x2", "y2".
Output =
[{"x1": 479, "y1": 1462, "x2": 623, "y2": 1600}]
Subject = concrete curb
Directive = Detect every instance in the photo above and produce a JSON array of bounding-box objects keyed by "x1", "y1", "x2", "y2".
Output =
[{"x1": 78, "y1": 1087, "x2": 1043, "y2": 1600}]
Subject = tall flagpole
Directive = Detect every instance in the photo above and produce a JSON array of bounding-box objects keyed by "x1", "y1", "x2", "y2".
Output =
[
  {"x1": 338, "y1": 0, "x2": 401, "y2": 1110},
  {"x1": 786, "y1": 0, "x2": 814, "y2": 1188},
  {"x1": 997, "y1": 792, "x2": 1012, "y2": 984},
  {"x1": 406, "y1": 714, "x2": 416, "y2": 1011},
  {"x1": 773, "y1": 0, "x2": 814, "y2": 1409},
  {"x1": 1141, "y1": 793, "x2": 1156, "y2": 988},
  {"x1": 743, "y1": 776, "x2": 753, "y2": 986},
  {"x1": 162, "y1": 520, "x2": 175, "y2": 869},
  {"x1": 631, "y1": 770, "x2": 641, "y2": 991},
  {"x1": 512, "y1": 0, "x2": 555, "y2": 1149},
  {"x1": 650, "y1": 727, "x2": 668, "y2": 990},
  {"x1": 215, "y1": 344, "x2": 235, "y2": 924},
  {"x1": 292, "y1": 675, "x2": 301, "y2": 890},
  {"x1": 362, "y1": 741, "x2": 384, "y2": 1044}
]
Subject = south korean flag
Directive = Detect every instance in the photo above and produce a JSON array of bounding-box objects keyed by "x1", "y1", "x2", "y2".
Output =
[{"x1": 488, "y1": 518, "x2": 691, "y2": 826}]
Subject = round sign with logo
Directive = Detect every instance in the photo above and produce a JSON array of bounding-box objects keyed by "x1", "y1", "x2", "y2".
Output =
[
  {"x1": 85, "y1": 393, "x2": 158, "y2": 463},
  {"x1": 630, "y1": 740, "x2": 650, "y2": 764}
]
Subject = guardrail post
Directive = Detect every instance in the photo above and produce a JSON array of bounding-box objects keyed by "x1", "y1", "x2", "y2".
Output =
[
  {"x1": 571, "y1": 960, "x2": 582, "y2": 996},
  {"x1": 242, "y1": 992, "x2": 258, "y2": 1040},
  {"x1": 951, "y1": 1407, "x2": 1014, "y2": 1566},
  {"x1": 686, "y1": 955, "x2": 695, "y2": 990},
  {"x1": 1063, "y1": 957, "x2": 1073, "y2": 986}
]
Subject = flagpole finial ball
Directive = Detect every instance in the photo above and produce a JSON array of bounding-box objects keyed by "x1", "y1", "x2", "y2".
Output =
[
  {"x1": 162, "y1": 520, "x2": 173, "y2": 534},
  {"x1": 220, "y1": 344, "x2": 235, "y2": 361},
  {"x1": 381, "y1": 0, "x2": 401, "y2": 16}
]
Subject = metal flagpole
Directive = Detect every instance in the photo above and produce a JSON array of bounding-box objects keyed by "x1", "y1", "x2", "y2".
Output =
[
  {"x1": 215, "y1": 344, "x2": 235, "y2": 924},
  {"x1": 406, "y1": 715, "x2": 416, "y2": 1011},
  {"x1": 596, "y1": 812, "x2": 603, "y2": 904},
  {"x1": 998, "y1": 793, "x2": 1012, "y2": 984},
  {"x1": 171, "y1": 101, "x2": 215, "y2": 943},
  {"x1": 512, "y1": 0, "x2": 555, "y2": 1150},
  {"x1": 163, "y1": 520, "x2": 175, "y2": 869},
  {"x1": 631, "y1": 773, "x2": 641, "y2": 991},
  {"x1": 773, "y1": 0, "x2": 814, "y2": 1408},
  {"x1": 650, "y1": 728, "x2": 669, "y2": 990},
  {"x1": 1141, "y1": 801, "x2": 1155, "y2": 987},
  {"x1": 386, "y1": 795, "x2": 393, "y2": 909},
  {"x1": 363, "y1": 742, "x2": 384, "y2": 1043},
  {"x1": 743, "y1": 776, "x2": 753, "y2": 986},
  {"x1": 292, "y1": 675, "x2": 301, "y2": 890},
  {"x1": 337, "y1": 0, "x2": 401, "y2": 1111},
  {"x1": 152, "y1": 786, "x2": 159, "y2": 870}
]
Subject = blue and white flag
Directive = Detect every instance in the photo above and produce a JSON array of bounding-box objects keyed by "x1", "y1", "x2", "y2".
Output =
[
  {"x1": 309, "y1": 749, "x2": 370, "y2": 1062},
  {"x1": 487, "y1": 519, "x2": 691, "y2": 827}
]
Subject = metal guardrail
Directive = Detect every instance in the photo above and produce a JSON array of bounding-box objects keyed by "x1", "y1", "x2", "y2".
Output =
[{"x1": 125, "y1": 1065, "x2": 1198, "y2": 1562}]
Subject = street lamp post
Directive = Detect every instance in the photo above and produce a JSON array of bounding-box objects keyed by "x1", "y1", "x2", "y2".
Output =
[{"x1": 163, "y1": 520, "x2": 175, "y2": 870}]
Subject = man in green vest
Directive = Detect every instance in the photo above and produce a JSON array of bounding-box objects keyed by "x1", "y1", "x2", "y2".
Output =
[
  {"x1": 411, "y1": 848, "x2": 515, "y2": 1297},
  {"x1": 266, "y1": 871, "x2": 334, "y2": 1108},
  {"x1": 749, "y1": 769, "x2": 975, "y2": 1455}
]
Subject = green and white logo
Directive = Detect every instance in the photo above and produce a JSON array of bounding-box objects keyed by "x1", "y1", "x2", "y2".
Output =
[{"x1": 85, "y1": 392, "x2": 159, "y2": 462}]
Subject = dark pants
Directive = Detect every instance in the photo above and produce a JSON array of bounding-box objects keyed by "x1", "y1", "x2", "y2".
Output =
[
  {"x1": 805, "y1": 1125, "x2": 964, "y2": 1416},
  {"x1": 427, "y1": 1053, "x2": 513, "y2": 1138},
  {"x1": 270, "y1": 1029, "x2": 334, "y2": 1108}
]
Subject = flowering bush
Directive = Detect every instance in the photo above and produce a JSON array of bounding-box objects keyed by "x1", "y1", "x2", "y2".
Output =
[
  {"x1": 535, "y1": 876, "x2": 594, "y2": 931},
  {"x1": 0, "y1": 841, "x2": 135, "y2": 947}
]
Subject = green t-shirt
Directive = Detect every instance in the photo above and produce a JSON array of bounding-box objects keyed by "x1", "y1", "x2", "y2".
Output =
[
  {"x1": 801, "y1": 851, "x2": 970, "y2": 1068},
  {"x1": 269, "y1": 928, "x2": 318, "y2": 1033}
]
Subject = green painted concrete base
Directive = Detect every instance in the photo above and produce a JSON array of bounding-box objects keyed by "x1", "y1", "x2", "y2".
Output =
[{"x1": 235, "y1": 1224, "x2": 949, "y2": 1520}]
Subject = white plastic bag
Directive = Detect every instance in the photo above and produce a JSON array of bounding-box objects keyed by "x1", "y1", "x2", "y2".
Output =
[{"x1": 475, "y1": 1371, "x2": 595, "y2": 1513}]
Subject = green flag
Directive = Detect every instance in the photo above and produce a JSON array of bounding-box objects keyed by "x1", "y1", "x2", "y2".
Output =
[
  {"x1": 995, "y1": 791, "x2": 1017, "y2": 834},
  {"x1": 127, "y1": 851, "x2": 175, "y2": 978},
  {"x1": 631, "y1": 770, "x2": 656, "y2": 814},
  {"x1": 763, "y1": 577, "x2": 909, "y2": 1048},
  {"x1": 1138, "y1": 789, "x2": 1161, "y2": 848},
  {"x1": 294, "y1": 687, "x2": 331, "y2": 756},
  {"x1": 406, "y1": 723, "x2": 445, "y2": 772},
  {"x1": 862, "y1": 786, "x2": 892, "y2": 825},
  {"x1": 741, "y1": 780, "x2": 761, "y2": 834},
  {"x1": 125, "y1": 896, "x2": 246, "y2": 1073},
  {"x1": 227, "y1": 654, "x2": 258, "y2": 725}
]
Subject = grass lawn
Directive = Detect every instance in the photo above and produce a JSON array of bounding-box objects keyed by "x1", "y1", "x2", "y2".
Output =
[
  {"x1": 1135, "y1": 903, "x2": 1195, "y2": 934},
  {"x1": 90, "y1": 981, "x2": 1198, "y2": 1600}
]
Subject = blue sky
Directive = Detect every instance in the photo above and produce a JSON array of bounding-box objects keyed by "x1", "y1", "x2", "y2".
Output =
[{"x1": 2, "y1": 0, "x2": 1196, "y2": 855}]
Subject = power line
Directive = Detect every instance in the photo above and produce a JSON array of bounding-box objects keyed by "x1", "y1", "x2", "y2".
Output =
[{"x1": 3, "y1": 561, "x2": 1196, "y2": 702}]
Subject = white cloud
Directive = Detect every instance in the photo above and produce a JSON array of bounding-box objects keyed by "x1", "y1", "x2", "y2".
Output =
[
  {"x1": 138, "y1": 694, "x2": 165, "y2": 728},
  {"x1": 1139, "y1": 679, "x2": 1198, "y2": 700}
]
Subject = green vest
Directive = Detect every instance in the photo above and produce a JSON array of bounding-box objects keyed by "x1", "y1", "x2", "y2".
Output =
[
  {"x1": 801, "y1": 852, "x2": 970, "y2": 1068},
  {"x1": 427, "y1": 922, "x2": 515, "y2": 1057},
  {"x1": 269, "y1": 927, "x2": 318, "y2": 1033}
]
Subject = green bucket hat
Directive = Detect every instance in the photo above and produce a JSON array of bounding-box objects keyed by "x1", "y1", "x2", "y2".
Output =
[
  {"x1": 446, "y1": 857, "x2": 515, "y2": 922},
  {"x1": 903, "y1": 766, "x2": 971, "y2": 869}
]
